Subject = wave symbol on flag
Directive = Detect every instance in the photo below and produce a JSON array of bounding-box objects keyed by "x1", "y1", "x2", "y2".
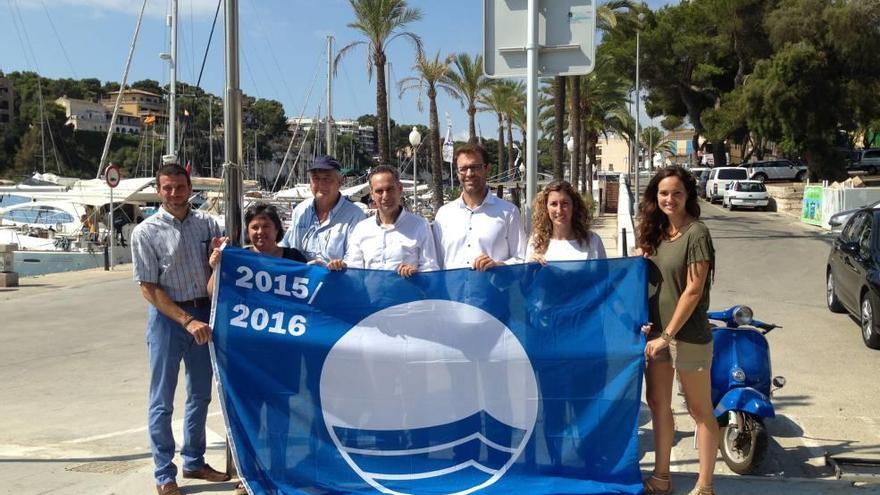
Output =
[{"x1": 320, "y1": 300, "x2": 539, "y2": 495}]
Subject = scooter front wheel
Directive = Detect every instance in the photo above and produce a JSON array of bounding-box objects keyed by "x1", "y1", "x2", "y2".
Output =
[{"x1": 720, "y1": 413, "x2": 767, "y2": 475}]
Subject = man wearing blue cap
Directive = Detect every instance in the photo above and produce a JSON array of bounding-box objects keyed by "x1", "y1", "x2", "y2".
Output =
[{"x1": 280, "y1": 155, "x2": 366, "y2": 264}]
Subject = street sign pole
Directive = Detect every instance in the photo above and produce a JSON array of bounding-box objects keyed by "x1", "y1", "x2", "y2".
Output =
[
  {"x1": 104, "y1": 164, "x2": 121, "y2": 270},
  {"x1": 109, "y1": 186, "x2": 114, "y2": 269},
  {"x1": 525, "y1": 0, "x2": 538, "y2": 225}
]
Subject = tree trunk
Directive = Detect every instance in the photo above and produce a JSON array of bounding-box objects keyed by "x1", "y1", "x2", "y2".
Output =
[
  {"x1": 506, "y1": 113, "x2": 515, "y2": 178},
  {"x1": 580, "y1": 115, "x2": 588, "y2": 196},
  {"x1": 552, "y1": 76, "x2": 566, "y2": 180},
  {"x1": 569, "y1": 76, "x2": 581, "y2": 189},
  {"x1": 468, "y1": 104, "x2": 477, "y2": 143},
  {"x1": 429, "y1": 86, "x2": 443, "y2": 212},
  {"x1": 496, "y1": 113, "x2": 505, "y2": 178},
  {"x1": 374, "y1": 51, "x2": 390, "y2": 165}
]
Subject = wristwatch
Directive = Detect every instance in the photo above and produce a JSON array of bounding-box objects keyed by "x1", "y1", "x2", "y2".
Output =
[{"x1": 660, "y1": 330, "x2": 673, "y2": 343}]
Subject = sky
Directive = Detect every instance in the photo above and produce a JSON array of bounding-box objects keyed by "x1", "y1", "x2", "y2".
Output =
[{"x1": 2, "y1": 0, "x2": 672, "y2": 142}]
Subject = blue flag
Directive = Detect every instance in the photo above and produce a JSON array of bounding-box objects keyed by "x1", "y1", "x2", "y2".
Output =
[{"x1": 211, "y1": 246, "x2": 647, "y2": 495}]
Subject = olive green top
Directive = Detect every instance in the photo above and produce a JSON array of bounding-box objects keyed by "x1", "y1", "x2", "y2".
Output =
[{"x1": 647, "y1": 220, "x2": 715, "y2": 344}]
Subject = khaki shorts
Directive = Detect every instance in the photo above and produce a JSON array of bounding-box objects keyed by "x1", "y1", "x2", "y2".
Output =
[{"x1": 654, "y1": 339, "x2": 713, "y2": 371}]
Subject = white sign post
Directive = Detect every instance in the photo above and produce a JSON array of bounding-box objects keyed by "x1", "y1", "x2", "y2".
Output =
[
  {"x1": 105, "y1": 164, "x2": 121, "y2": 270},
  {"x1": 484, "y1": 0, "x2": 596, "y2": 219}
]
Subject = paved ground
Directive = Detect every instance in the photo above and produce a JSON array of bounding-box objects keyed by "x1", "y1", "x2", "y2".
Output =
[{"x1": 1, "y1": 207, "x2": 880, "y2": 494}]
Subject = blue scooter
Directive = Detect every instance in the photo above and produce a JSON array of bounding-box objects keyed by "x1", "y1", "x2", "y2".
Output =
[{"x1": 708, "y1": 305, "x2": 786, "y2": 474}]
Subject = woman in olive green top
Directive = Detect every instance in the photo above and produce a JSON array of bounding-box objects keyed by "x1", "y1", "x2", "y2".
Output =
[{"x1": 638, "y1": 166, "x2": 718, "y2": 495}]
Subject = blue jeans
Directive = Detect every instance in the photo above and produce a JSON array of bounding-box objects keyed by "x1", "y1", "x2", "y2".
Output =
[{"x1": 146, "y1": 305, "x2": 213, "y2": 485}]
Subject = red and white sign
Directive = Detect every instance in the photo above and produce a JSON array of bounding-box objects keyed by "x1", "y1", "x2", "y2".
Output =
[{"x1": 105, "y1": 164, "x2": 121, "y2": 188}]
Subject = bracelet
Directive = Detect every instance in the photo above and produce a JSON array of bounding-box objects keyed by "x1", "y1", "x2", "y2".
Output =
[
  {"x1": 181, "y1": 314, "x2": 195, "y2": 328},
  {"x1": 660, "y1": 330, "x2": 673, "y2": 342}
]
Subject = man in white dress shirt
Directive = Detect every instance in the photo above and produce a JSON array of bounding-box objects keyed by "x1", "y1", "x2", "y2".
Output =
[
  {"x1": 340, "y1": 165, "x2": 439, "y2": 276},
  {"x1": 433, "y1": 143, "x2": 526, "y2": 270}
]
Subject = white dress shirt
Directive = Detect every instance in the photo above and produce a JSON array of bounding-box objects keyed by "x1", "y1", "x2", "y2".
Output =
[
  {"x1": 344, "y1": 208, "x2": 440, "y2": 271},
  {"x1": 526, "y1": 232, "x2": 607, "y2": 261},
  {"x1": 432, "y1": 192, "x2": 526, "y2": 269}
]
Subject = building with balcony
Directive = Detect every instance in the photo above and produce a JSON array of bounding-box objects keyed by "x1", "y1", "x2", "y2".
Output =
[
  {"x1": 0, "y1": 77, "x2": 13, "y2": 126},
  {"x1": 103, "y1": 88, "x2": 166, "y2": 123},
  {"x1": 55, "y1": 96, "x2": 141, "y2": 135},
  {"x1": 287, "y1": 117, "x2": 377, "y2": 158}
]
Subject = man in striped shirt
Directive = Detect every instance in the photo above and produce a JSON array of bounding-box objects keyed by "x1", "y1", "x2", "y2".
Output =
[{"x1": 131, "y1": 165, "x2": 229, "y2": 495}]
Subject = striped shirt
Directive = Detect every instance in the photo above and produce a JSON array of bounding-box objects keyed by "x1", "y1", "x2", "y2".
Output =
[
  {"x1": 279, "y1": 195, "x2": 365, "y2": 262},
  {"x1": 131, "y1": 206, "x2": 221, "y2": 302}
]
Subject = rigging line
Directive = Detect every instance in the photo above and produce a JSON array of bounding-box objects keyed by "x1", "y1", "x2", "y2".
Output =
[
  {"x1": 38, "y1": 0, "x2": 76, "y2": 78},
  {"x1": 9, "y1": 0, "x2": 39, "y2": 71},
  {"x1": 189, "y1": 0, "x2": 197, "y2": 83},
  {"x1": 271, "y1": 46, "x2": 327, "y2": 190},
  {"x1": 244, "y1": 0, "x2": 297, "y2": 110},
  {"x1": 241, "y1": 53, "x2": 262, "y2": 101},
  {"x1": 9, "y1": 0, "x2": 52, "y2": 173},
  {"x1": 194, "y1": 0, "x2": 222, "y2": 89}
]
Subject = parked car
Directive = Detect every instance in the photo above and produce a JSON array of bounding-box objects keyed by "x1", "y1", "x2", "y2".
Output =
[
  {"x1": 826, "y1": 208, "x2": 880, "y2": 349},
  {"x1": 706, "y1": 167, "x2": 749, "y2": 203},
  {"x1": 848, "y1": 149, "x2": 880, "y2": 175},
  {"x1": 828, "y1": 200, "x2": 880, "y2": 233},
  {"x1": 742, "y1": 159, "x2": 807, "y2": 182},
  {"x1": 722, "y1": 180, "x2": 770, "y2": 210},
  {"x1": 687, "y1": 167, "x2": 709, "y2": 197}
]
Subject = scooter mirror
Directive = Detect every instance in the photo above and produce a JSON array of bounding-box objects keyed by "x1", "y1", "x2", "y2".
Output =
[{"x1": 772, "y1": 376, "x2": 786, "y2": 388}]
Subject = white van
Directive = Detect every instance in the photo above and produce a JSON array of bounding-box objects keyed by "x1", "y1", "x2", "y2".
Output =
[{"x1": 706, "y1": 167, "x2": 749, "y2": 203}]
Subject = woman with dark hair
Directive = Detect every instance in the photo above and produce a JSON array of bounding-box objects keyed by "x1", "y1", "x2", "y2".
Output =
[
  {"x1": 207, "y1": 202, "x2": 306, "y2": 494},
  {"x1": 638, "y1": 166, "x2": 718, "y2": 495},
  {"x1": 526, "y1": 180, "x2": 606, "y2": 263},
  {"x1": 208, "y1": 203, "x2": 306, "y2": 295}
]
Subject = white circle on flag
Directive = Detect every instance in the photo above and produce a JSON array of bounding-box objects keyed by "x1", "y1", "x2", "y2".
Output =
[{"x1": 320, "y1": 299, "x2": 538, "y2": 495}]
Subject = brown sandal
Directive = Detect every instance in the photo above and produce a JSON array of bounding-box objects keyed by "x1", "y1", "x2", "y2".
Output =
[
  {"x1": 234, "y1": 481, "x2": 248, "y2": 495},
  {"x1": 687, "y1": 486, "x2": 715, "y2": 495},
  {"x1": 643, "y1": 474, "x2": 673, "y2": 495}
]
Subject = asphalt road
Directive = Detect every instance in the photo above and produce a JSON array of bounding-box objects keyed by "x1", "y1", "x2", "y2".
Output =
[
  {"x1": 665, "y1": 200, "x2": 880, "y2": 479},
  {"x1": 0, "y1": 206, "x2": 879, "y2": 494}
]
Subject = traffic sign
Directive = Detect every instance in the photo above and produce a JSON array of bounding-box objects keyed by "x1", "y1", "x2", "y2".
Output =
[
  {"x1": 105, "y1": 164, "x2": 121, "y2": 189},
  {"x1": 483, "y1": 0, "x2": 597, "y2": 78}
]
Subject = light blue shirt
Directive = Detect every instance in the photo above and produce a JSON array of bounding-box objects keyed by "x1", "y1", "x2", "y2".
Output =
[
  {"x1": 280, "y1": 195, "x2": 366, "y2": 262},
  {"x1": 131, "y1": 206, "x2": 222, "y2": 302}
]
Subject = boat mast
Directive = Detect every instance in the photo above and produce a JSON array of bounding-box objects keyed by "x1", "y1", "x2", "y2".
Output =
[
  {"x1": 96, "y1": 0, "x2": 148, "y2": 178},
  {"x1": 326, "y1": 35, "x2": 333, "y2": 158},
  {"x1": 223, "y1": 0, "x2": 244, "y2": 246},
  {"x1": 166, "y1": 0, "x2": 178, "y2": 163}
]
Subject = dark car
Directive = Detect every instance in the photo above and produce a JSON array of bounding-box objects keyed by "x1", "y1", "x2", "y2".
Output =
[{"x1": 827, "y1": 208, "x2": 880, "y2": 348}]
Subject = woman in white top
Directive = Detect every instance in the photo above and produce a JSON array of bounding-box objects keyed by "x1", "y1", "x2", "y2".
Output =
[{"x1": 527, "y1": 180, "x2": 606, "y2": 263}]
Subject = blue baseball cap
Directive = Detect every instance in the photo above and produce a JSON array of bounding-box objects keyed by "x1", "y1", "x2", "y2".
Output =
[{"x1": 309, "y1": 155, "x2": 341, "y2": 171}]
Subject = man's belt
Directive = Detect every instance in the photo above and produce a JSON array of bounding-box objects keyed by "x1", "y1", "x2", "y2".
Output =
[{"x1": 176, "y1": 297, "x2": 212, "y2": 309}]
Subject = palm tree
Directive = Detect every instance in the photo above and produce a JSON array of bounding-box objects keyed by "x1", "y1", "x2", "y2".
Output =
[
  {"x1": 440, "y1": 53, "x2": 491, "y2": 143},
  {"x1": 478, "y1": 81, "x2": 509, "y2": 177},
  {"x1": 337, "y1": 0, "x2": 422, "y2": 165},
  {"x1": 399, "y1": 51, "x2": 453, "y2": 211},
  {"x1": 545, "y1": 1, "x2": 638, "y2": 186},
  {"x1": 640, "y1": 126, "x2": 673, "y2": 169},
  {"x1": 552, "y1": 76, "x2": 566, "y2": 180},
  {"x1": 501, "y1": 80, "x2": 526, "y2": 178}
]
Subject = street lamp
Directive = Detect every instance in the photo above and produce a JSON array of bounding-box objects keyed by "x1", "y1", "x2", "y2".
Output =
[
  {"x1": 634, "y1": 12, "x2": 646, "y2": 203},
  {"x1": 567, "y1": 137, "x2": 575, "y2": 183},
  {"x1": 408, "y1": 127, "x2": 421, "y2": 209},
  {"x1": 518, "y1": 162, "x2": 526, "y2": 181}
]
